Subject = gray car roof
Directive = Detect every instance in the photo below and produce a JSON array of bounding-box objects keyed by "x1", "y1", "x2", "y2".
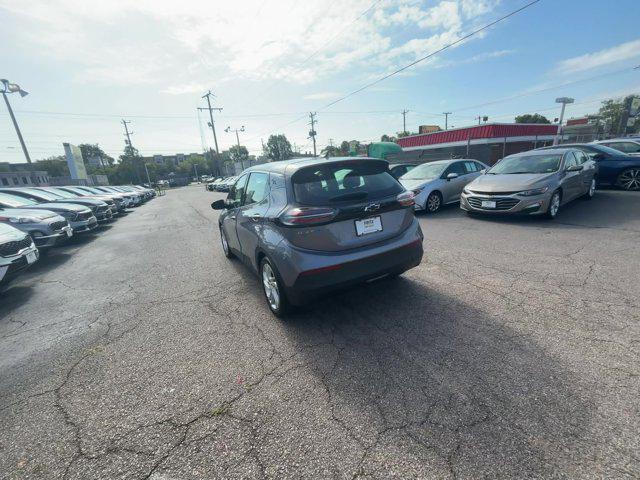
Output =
[{"x1": 241, "y1": 156, "x2": 388, "y2": 176}]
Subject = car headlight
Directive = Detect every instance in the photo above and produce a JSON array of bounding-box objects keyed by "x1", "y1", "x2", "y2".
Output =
[
  {"x1": 9, "y1": 217, "x2": 39, "y2": 224},
  {"x1": 518, "y1": 186, "x2": 549, "y2": 196},
  {"x1": 463, "y1": 186, "x2": 472, "y2": 194},
  {"x1": 412, "y1": 187, "x2": 424, "y2": 195}
]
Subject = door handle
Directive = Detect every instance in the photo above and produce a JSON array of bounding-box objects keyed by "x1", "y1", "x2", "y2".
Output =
[{"x1": 249, "y1": 213, "x2": 262, "y2": 222}]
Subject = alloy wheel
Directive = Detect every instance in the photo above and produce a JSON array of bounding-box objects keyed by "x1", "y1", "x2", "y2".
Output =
[
  {"x1": 262, "y1": 262, "x2": 280, "y2": 311},
  {"x1": 426, "y1": 193, "x2": 441, "y2": 212},
  {"x1": 548, "y1": 192, "x2": 560, "y2": 218},
  {"x1": 618, "y1": 168, "x2": 640, "y2": 191}
]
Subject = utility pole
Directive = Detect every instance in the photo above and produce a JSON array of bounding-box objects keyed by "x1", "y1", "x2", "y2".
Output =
[
  {"x1": 225, "y1": 126, "x2": 246, "y2": 170},
  {"x1": 194, "y1": 163, "x2": 199, "y2": 182},
  {"x1": 308, "y1": 112, "x2": 317, "y2": 156},
  {"x1": 199, "y1": 91, "x2": 223, "y2": 176},
  {"x1": 1, "y1": 79, "x2": 31, "y2": 163},
  {"x1": 121, "y1": 119, "x2": 142, "y2": 184},
  {"x1": 402, "y1": 109, "x2": 409, "y2": 135},
  {"x1": 442, "y1": 112, "x2": 452, "y2": 130}
]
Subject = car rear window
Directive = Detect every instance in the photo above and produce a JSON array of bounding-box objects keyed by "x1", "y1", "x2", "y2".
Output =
[{"x1": 292, "y1": 161, "x2": 403, "y2": 205}]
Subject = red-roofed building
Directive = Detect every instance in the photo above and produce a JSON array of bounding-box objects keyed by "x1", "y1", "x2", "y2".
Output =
[{"x1": 389, "y1": 123, "x2": 561, "y2": 165}]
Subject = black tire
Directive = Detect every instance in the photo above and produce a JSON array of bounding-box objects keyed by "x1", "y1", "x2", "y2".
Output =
[
  {"x1": 616, "y1": 168, "x2": 640, "y2": 191},
  {"x1": 545, "y1": 190, "x2": 561, "y2": 219},
  {"x1": 583, "y1": 178, "x2": 596, "y2": 200},
  {"x1": 425, "y1": 191, "x2": 442, "y2": 213},
  {"x1": 259, "y1": 257, "x2": 290, "y2": 318},
  {"x1": 220, "y1": 227, "x2": 234, "y2": 259}
]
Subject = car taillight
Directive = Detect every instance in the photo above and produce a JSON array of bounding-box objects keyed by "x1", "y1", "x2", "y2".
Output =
[
  {"x1": 397, "y1": 191, "x2": 415, "y2": 207},
  {"x1": 280, "y1": 207, "x2": 337, "y2": 226}
]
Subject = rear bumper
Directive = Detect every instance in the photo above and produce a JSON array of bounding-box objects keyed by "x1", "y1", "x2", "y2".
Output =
[{"x1": 278, "y1": 221, "x2": 424, "y2": 306}]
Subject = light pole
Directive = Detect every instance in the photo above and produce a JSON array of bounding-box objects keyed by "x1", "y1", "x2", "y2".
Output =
[
  {"x1": 225, "y1": 126, "x2": 246, "y2": 170},
  {"x1": 1, "y1": 79, "x2": 31, "y2": 163},
  {"x1": 553, "y1": 97, "x2": 574, "y2": 145}
]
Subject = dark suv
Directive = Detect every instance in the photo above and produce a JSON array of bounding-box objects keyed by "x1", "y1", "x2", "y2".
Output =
[{"x1": 211, "y1": 157, "x2": 424, "y2": 316}]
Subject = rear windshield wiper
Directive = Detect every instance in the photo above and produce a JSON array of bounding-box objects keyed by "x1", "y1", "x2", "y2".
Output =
[{"x1": 328, "y1": 192, "x2": 368, "y2": 202}]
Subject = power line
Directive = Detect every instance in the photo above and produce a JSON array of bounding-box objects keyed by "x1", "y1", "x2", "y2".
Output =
[{"x1": 321, "y1": 0, "x2": 542, "y2": 110}]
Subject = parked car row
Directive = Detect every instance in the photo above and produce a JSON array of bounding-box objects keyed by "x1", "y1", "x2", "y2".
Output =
[
  {"x1": 209, "y1": 145, "x2": 639, "y2": 316},
  {"x1": 0, "y1": 184, "x2": 155, "y2": 288},
  {"x1": 397, "y1": 143, "x2": 640, "y2": 217},
  {"x1": 206, "y1": 176, "x2": 238, "y2": 192}
]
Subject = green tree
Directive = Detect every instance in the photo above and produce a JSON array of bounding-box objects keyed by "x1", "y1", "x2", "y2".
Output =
[
  {"x1": 78, "y1": 143, "x2": 114, "y2": 168},
  {"x1": 597, "y1": 97, "x2": 640, "y2": 135},
  {"x1": 515, "y1": 113, "x2": 551, "y2": 124},
  {"x1": 264, "y1": 134, "x2": 293, "y2": 161},
  {"x1": 229, "y1": 145, "x2": 249, "y2": 165},
  {"x1": 380, "y1": 134, "x2": 398, "y2": 143},
  {"x1": 34, "y1": 156, "x2": 70, "y2": 177},
  {"x1": 321, "y1": 145, "x2": 341, "y2": 157}
]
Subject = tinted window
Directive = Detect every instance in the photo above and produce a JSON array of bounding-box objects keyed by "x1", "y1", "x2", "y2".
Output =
[
  {"x1": 605, "y1": 141, "x2": 640, "y2": 154},
  {"x1": 244, "y1": 173, "x2": 269, "y2": 206},
  {"x1": 575, "y1": 151, "x2": 589, "y2": 164},
  {"x1": 445, "y1": 162, "x2": 466, "y2": 176},
  {"x1": 463, "y1": 161, "x2": 480, "y2": 173},
  {"x1": 564, "y1": 152, "x2": 579, "y2": 168},
  {"x1": 227, "y1": 175, "x2": 247, "y2": 207},
  {"x1": 293, "y1": 161, "x2": 402, "y2": 205}
]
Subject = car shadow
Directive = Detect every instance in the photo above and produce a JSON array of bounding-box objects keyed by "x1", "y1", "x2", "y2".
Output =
[
  {"x1": 0, "y1": 285, "x2": 34, "y2": 316},
  {"x1": 280, "y1": 276, "x2": 593, "y2": 477},
  {"x1": 422, "y1": 190, "x2": 639, "y2": 231}
]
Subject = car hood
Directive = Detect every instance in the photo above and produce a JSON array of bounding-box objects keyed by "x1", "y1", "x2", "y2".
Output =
[
  {"x1": 33, "y1": 202, "x2": 90, "y2": 213},
  {"x1": 399, "y1": 178, "x2": 439, "y2": 190},
  {"x1": 0, "y1": 208, "x2": 60, "y2": 220},
  {"x1": 0, "y1": 223, "x2": 28, "y2": 242},
  {"x1": 468, "y1": 173, "x2": 556, "y2": 192}
]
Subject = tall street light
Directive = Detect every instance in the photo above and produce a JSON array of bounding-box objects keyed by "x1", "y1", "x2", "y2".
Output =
[
  {"x1": 225, "y1": 126, "x2": 246, "y2": 170},
  {"x1": 553, "y1": 97, "x2": 574, "y2": 145},
  {"x1": 1, "y1": 78, "x2": 31, "y2": 163}
]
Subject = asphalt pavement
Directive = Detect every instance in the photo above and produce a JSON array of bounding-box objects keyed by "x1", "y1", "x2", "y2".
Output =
[{"x1": 1, "y1": 185, "x2": 638, "y2": 479}]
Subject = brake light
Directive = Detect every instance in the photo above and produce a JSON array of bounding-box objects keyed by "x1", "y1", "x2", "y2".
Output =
[
  {"x1": 397, "y1": 191, "x2": 415, "y2": 207},
  {"x1": 280, "y1": 207, "x2": 337, "y2": 226}
]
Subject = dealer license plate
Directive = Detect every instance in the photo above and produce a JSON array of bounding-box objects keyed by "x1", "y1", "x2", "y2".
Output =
[
  {"x1": 481, "y1": 200, "x2": 496, "y2": 209},
  {"x1": 25, "y1": 251, "x2": 37, "y2": 264},
  {"x1": 355, "y1": 216, "x2": 383, "y2": 236}
]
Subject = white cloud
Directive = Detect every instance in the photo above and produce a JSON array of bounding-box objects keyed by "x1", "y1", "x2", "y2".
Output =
[
  {"x1": 0, "y1": 0, "x2": 501, "y2": 90},
  {"x1": 303, "y1": 92, "x2": 339, "y2": 100},
  {"x1": 555, "y1": 38, "x2": 640, "y2": 75}
]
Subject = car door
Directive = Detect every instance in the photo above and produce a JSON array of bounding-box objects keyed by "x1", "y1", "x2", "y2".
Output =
[
  {"x1": 463, "y1": 161, "x2": 484, "y2": 184},
  {"x1": 574, "y1": 150, "x2": 596, "y2": 193},
  {"x1": 235, "y1": 172, "x2": 270, "y2": 269},
  {"x1": 221, "y1": 174, "x2": 248, "y2": 253},
  {"x1": 560, "y1": 152, "x2": 582, "y2": 201},
  {"x1": 440, "y1": 161, "x2": 468, "y2": 203}
]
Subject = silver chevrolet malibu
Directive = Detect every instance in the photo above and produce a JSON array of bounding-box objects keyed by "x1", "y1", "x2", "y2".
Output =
[
  {"x1": 460, "y1": 148, "x2": 597, "y2": 219},
  {"x1": 211, "y1": 157, "x2": 424, "y2": 316}
]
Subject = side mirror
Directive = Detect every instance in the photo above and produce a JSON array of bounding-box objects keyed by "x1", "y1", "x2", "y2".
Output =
[
  {"x1": 211, "y1": 199, "x2": 226, "y2": 210},
  {"x1": 446, "y1": 172, "x2": 459, "y2": 180},
  {"x1": 565, "y1": 164, "x2": 584, "y2": 172}
]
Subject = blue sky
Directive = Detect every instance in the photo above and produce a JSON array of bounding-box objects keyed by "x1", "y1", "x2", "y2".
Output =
[{"x1": 1, "y1": 0, "x2": 640, "y2": 163}]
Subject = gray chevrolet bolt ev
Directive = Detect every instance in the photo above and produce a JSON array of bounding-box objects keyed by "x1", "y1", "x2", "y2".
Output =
[{"x1": 211, "y1": 157, "x2": 424, "y2": 316}]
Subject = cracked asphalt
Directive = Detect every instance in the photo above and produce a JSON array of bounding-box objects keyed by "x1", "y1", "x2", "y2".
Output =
[{"x1": 1, "y1": 185, "x2": 638, "y2": 479}]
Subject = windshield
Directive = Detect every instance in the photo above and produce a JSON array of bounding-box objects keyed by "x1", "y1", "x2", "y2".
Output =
[
  {"x1": 400, "y1": 163, "x2": 447, "y2": 180},
  {"x1": 22, "y1": 188, "x2": 60, "y2": 201},
  {"x1": 488, "y1": 154, "x2": 562, "y2": 174},
  {"x1": 0, "y1": 192, "x2": 36, "y2": 207},
  {"x1": 45, "y1": 188, "x2": 76, "y2": 199}
]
